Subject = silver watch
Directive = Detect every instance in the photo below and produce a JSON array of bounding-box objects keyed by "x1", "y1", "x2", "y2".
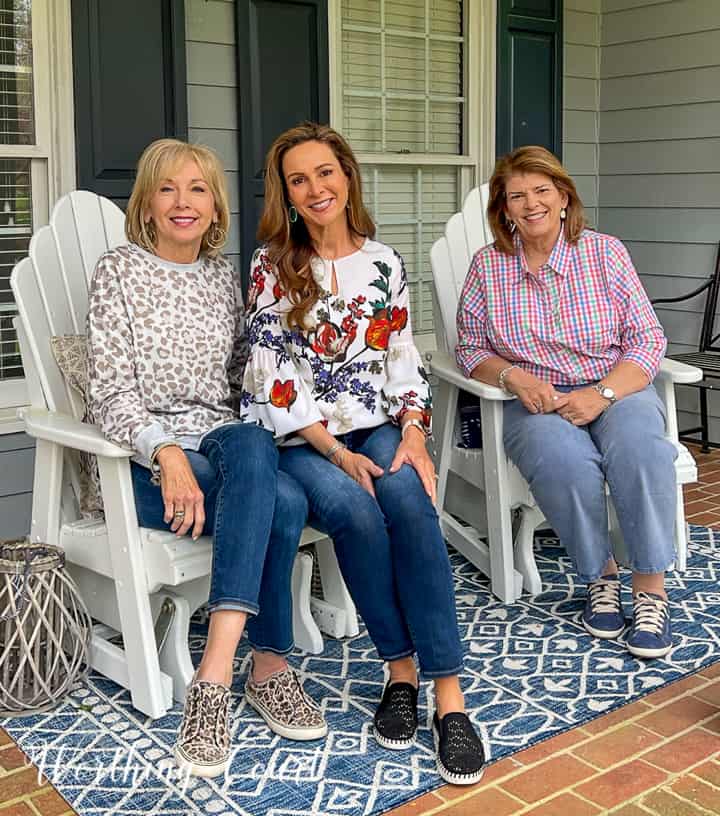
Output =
[{"x1": 592, "y1": 383, "x2": 617, "y2": 404}]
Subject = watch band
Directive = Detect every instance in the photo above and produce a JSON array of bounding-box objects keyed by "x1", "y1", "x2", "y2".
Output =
[{"x1": 401, "y1": 418, "x2": 429, "y2": 439}]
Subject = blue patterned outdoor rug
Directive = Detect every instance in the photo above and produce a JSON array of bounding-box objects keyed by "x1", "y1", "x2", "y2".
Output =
[{"x1": 4, "y1": 524, "x2": 720, "y2": 816}]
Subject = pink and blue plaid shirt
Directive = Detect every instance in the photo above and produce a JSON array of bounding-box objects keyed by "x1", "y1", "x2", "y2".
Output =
[{"x1": 455, "y1": 229, "x2": 666, "y2": 385}]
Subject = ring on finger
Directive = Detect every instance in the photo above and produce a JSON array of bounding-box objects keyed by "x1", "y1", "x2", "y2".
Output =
[{"x1": 174, "y1": 509, "x2": 186, "y2": 520}]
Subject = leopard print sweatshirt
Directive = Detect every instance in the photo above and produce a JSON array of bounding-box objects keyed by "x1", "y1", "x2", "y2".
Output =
[{"x1": 87, "y1": 243, "x2": 248, "y2": 464}]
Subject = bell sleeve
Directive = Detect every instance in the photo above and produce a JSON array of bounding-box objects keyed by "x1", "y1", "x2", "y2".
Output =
[
  {"x1": 240, "y1": 248, "x2": 324, "y2": 437},
  {"x1": 87, "y1": 252, "x2": 172, "y2": 460},
  {"x1": 381, "y1": 251, "x2": 432, "y2": 430}
]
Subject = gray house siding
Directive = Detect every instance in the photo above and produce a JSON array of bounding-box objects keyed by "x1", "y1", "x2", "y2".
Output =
[
  {"x1": 185, "y1": 0, "x2": 241, "y2": 275},
  {"x1": 598, "y1": 0, "x2": 720, "y2": 439},
  {"x1": 0, "y1": 432, "x2": 34, "y2": 539},
  {"x1": 564, "y1": 0, "x2": 601, "y2": 228}
]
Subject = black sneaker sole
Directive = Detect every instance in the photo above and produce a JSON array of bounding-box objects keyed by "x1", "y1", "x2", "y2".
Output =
[{"x1": 373, "y1": 724, "x2": 416, "y2": 750}]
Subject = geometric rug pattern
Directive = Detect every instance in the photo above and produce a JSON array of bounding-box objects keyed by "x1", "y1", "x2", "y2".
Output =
[{"x1": 3, "y1": 525, "x2": 720, "y2": 816}]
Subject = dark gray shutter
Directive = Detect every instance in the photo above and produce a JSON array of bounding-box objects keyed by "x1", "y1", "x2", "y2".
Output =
[
  {"x1": 496, "y1": 0, "x2": 563, "y2": 158},
  {"x1": 236, "y1": 0, "x2": 329, "y2": 277},
  {"x1": 71, "y1": 0, "x2": 188, "y2": 206}
]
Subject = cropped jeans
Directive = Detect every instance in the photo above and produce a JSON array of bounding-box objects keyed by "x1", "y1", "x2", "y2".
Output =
[
  {"x1": 131, "y1": 422, "x2": 308, "y2": 655},
  {"x1": 279, "y1": 422, "x2": 464, "y2": 679},
  {"x1": 503, "y1": 384, "x2": 677, "y2": 584}
]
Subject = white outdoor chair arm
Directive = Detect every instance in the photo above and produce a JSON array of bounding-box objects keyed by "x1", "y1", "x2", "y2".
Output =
[
  {"x1": 18, "y1": 407, "x2": 133, "y2": 458},
  {"x1": 427, "y1": 351, "x2": 515, "y2": 401},
  {"x1": 657, "y1": 357, "x2": 703, "y2": 384}
]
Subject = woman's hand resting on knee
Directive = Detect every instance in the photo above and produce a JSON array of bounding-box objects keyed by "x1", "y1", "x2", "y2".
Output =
[
  {"x1": 336, "y1": 449, "x2": 384, "y2": 498},
  {"x1": 155, "y1": 446, "x2": 206, "y2": 539},
  {"x1": 390, "y1": 426, "x2": 437, "y2": 505}
]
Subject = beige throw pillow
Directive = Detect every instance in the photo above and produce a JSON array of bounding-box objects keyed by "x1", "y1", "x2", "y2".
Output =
[{"x1": 50, "y1": 335, "x2": 104, "y2": 517}]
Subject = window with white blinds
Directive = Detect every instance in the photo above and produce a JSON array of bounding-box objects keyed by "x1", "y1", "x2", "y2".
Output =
[
  {"x1": 340, "y1": 0, "x2": 471, "y2": 347},
  {"x1": 0, "y1": 1, "x2": 34, "y2": 146},
  {"x1": 0, "y1": 158, "x2": 31, "y2": 382},
  {"x1": 0, "y1": 0, "x2": 35, "y2": 402}
]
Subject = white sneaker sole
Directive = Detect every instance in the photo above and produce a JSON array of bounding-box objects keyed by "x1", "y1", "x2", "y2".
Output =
[
  {"x1": 245, "y1": 692, "x2": 328, "y2": 741},
  {"x1": 174, "y1": 745, "x2": 229, "y2": 778},
  {"x1": 626, "y1": 641, "x2": 672, "y2": 659},
  {"x1": 582, "y1": 617, "x2": 625, "y2": 639},
  {"x1": 373, "y1": 725, "x2": 416, "y2": 750},
  {"x1": 432, "y1": 727, "x2": 485, "y2": 786}
]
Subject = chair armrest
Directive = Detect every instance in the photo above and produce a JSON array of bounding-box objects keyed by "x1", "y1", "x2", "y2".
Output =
[
  {"x1": 657, "y1": 357, "x2": 703, "y2": 384},
  {"x1": 18, "y1": 407, "x2": 133, "y2": 458},
  {"x1": 426, "y1": 351, "x2": 515, "y2": 401}
]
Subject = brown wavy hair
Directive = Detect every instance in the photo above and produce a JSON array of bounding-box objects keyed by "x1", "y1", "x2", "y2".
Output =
[
  {"x1": 487, "y1": 145, "x2": 586, "y2": 256},
  {"x1": 126, "y1": 138, "x2": 230, "y2": 258},
  {"x1": 258, "y1": 122, "x2": 375, "y2": 330}
]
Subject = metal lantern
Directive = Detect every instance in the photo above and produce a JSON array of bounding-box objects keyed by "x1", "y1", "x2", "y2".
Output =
[{"x1": 0, "y1": 540, "x2": 91, "y2": 716}]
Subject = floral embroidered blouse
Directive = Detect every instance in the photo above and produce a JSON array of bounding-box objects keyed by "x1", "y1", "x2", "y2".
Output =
[{"x1": 240, "y1": 239, "x2": 432, "y2": 442}]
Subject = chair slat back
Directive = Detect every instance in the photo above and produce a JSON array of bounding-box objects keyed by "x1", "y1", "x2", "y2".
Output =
[
  {"x1": 12, "y1": 256, "x2": 75, "y2": 415},
  {"x1": 11, "y1": 192, "x2": 127, "y2": 417},
  {"x1": 430, "y1": 183, "x2": 493, "y2": 351}
]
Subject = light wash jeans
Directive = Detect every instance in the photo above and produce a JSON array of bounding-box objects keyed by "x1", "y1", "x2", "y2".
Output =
[
  {"x1": 131, "y1": 422, "x2": 308, "y2": 655},
  {"x1": 279, "y1": 423, "x2": 464, "y2": 678},
  {"x1": 503, "y1": 384, "x2": 677, "y2": 583}
]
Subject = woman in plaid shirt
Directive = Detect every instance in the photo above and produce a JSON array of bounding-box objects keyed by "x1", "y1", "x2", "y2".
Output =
[{"x1": 456, "y1": 145, "x2": 676, "y2": 659}]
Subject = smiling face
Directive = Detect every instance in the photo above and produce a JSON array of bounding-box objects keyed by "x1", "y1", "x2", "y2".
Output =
[
  {"x1": 145, "y1": 159, "x2": 217, "y2": 262},
  {"x1": 281, "y1": 140, "x2": 351, "y2": 234},
  {"x1": 503, "y1": 171, "x2": 569, "y2": 248}
]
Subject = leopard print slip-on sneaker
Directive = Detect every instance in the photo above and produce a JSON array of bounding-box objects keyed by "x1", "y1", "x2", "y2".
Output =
[
  {"x1": 245, "y1": 666, "x2": 327, "y2": 741},
  {"x1": 174, "y1": 677, "x2": 232, "y2": 778}
]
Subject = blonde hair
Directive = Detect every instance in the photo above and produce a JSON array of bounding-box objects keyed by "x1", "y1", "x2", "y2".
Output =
[
  {"x1": 126, "y1": 138, "x2": 230, "y2": 258},
  {"x1": 258, "y1": 122, "x2": 375, "y2": 330},
  {"x1": 487, "y1": 145, "x2": 587, "y2": 256}
]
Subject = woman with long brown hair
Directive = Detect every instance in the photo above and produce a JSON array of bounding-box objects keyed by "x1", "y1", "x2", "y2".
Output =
[{"x1": 240, "y1": 122, "x2": 486, "y2": 785}]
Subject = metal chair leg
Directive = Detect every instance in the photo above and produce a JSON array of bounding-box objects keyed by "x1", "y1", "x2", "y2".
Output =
[{"x1": 700, "y1": 388, "x2": 710, "y2": 453}]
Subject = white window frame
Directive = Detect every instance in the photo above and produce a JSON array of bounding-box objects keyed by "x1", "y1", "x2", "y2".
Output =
[
  {"x1": 0, "y1": 0, "x2": 75, "y2": 431},
  {"x1": 328, "y1": 0, "x2": 496, "y2": 351}
]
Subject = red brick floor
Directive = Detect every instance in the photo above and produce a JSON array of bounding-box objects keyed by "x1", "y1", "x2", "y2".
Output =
[{"x1": 2, "y1": 443, "x2": 720, "y2": 815}]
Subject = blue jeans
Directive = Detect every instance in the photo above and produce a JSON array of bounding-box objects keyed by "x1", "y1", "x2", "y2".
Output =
[
  {"x1": 279, "y1": 423, "x2": 464, "y2": 678},
  {"x1": 503, "y1": 384, "x2": 677, "y2": 583},
  {"x1": 131, "y1": 422, "x2": 308, "y2": 655}
]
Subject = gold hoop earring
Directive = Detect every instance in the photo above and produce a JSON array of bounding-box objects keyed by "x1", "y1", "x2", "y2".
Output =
[{"x1": 206, "y1": 222, "x2": 227, "y2": 251}]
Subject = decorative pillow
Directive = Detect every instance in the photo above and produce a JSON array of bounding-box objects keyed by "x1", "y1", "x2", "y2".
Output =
[{"x1": 50, "y1": 335, "x2": 104, "y2": 518}]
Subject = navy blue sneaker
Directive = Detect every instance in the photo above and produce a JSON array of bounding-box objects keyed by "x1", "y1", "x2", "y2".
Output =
[
  {"x1": 582, "y1": 574, "x2": 625, "y2": 639},
  {"x1": 626, "y1": 592, "x2": 672, "y2": 659}
]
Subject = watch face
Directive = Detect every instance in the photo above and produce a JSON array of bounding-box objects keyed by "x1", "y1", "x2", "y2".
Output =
[{"x1": 601, "y1": 387, "x2": 615, "y2": 399}]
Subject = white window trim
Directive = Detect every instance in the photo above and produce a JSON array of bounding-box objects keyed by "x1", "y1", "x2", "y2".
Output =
[
  {"x1": 0, "y1": 0, "x2": 75, "y2": 429},
  {"x1": 328, "y1": 0, "x2": 496, "y2": 352}
]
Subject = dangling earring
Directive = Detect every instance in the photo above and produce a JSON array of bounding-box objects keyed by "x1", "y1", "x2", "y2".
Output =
[
  {"x1": 507, "y1": 219, "x2": 516, "y2": 233},
  {"x1": 560, "y1": 208, "x2": 567, "y2": 221},
  {"x1": 288, "y1": 205, "x2": 298, "y2": 224},
  {"x1": 206, "y1": 221, "x2": 227, "y2": 251},
  {"x1": 145, "y1": 219, "x2": 157, "y2": 245}
]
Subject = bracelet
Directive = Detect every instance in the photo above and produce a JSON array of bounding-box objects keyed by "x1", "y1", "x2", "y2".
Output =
[
  {"x1": 324, "y1": 440, "x2": 346, "y2": 464},
  {"x1": 498, "y1": 364, "x2": 519, "y2": 395},
  {"x1": 401, "y1": 418, "x2": 428, "y2": 439},
  {"x1": 149, "y1": 441, "x2": 181, "y2": 485}
]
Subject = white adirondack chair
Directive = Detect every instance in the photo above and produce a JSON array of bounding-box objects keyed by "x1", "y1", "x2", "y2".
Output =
[
  {"x1": 429, "y1": 184, "x2": 703, "y2": 603},
  {"x1": 10, "y1": 190, "x2": 358, "y2": 719}
]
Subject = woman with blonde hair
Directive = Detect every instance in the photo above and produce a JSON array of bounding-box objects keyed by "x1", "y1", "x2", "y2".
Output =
[
  {"x1": 456, "y1": 145, "x2": 676, "y2": 658},
  {"x1": 241, "y1": 122, "x2": 486, "y2": 785},
  {"x1": 87, "y1": 138, "x2": 326, "y2": 780}
]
